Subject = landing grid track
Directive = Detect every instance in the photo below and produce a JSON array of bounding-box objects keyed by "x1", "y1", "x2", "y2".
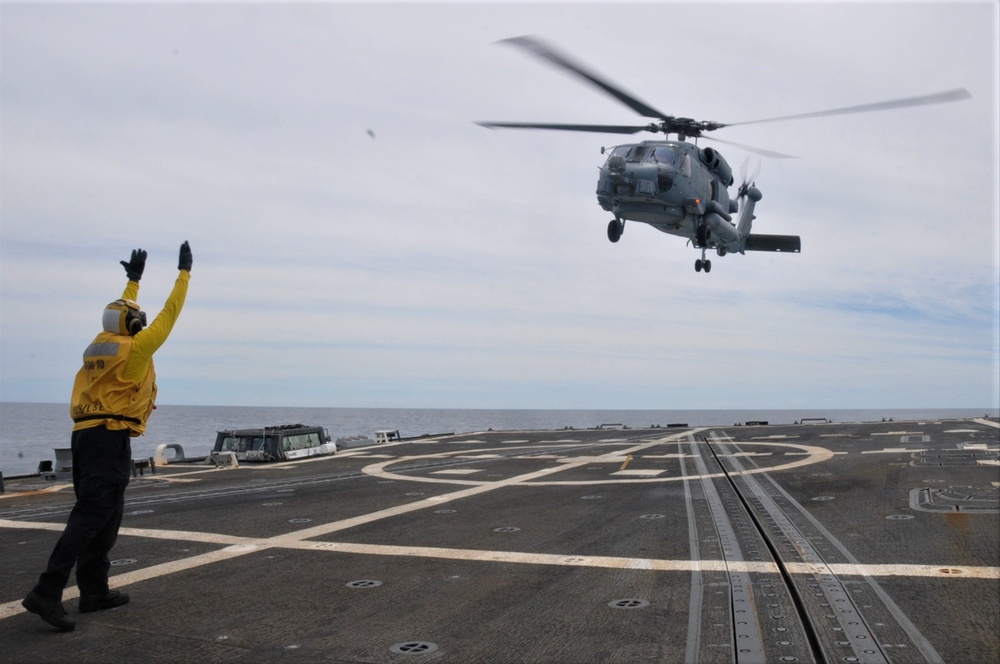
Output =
[{"x1": 694, "y1": 433, "x2": 943, "y2": 664}]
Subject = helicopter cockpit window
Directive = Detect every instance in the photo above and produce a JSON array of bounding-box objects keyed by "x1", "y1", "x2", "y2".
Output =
[
  {"x1": 628, "y1": 146, "x2": 652, "y2": 162},
  {"x1": 604, "y1": 145, "x2": 630, "y2": 165},
  {"x1": 653, "y1": 146, "x2": 677, "y2": 166}
]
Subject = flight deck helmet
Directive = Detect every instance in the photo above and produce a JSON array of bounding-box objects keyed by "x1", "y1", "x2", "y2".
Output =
[{"x1": 103, "y1": 299, "x2": 147, "y2": 336}]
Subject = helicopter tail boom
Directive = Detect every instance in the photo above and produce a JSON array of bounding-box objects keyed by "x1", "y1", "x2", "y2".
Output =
[{"x1": 736, "y1": 184, "x2": 762, "y2": 238}]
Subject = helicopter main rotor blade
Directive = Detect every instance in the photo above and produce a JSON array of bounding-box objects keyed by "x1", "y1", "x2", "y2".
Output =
[
  {"x1": 498, "y1": 36, "x2": 668, "y2": 120},
  {"x1": 703, "y1": 135, "x2": 797, "y2": 159},
  {"x1": 477, "y1": 121, "x2": 650, "y2": 135},
  {"x1": 725, "y1": 88, "x2": 971, "y2": 127}
]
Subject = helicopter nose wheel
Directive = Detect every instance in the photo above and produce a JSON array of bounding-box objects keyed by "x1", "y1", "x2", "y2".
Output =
[{"x1": 607, "y1": 219, "x2": 623, "y2": 243}]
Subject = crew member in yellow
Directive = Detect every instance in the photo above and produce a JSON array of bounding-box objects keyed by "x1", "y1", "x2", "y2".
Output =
[{"x1": 22, "y1": 242, "x2": 192, "y2": 632}]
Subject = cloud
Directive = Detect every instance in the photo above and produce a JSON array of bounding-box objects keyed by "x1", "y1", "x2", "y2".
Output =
[{"x1": 2, "y1": 2, "x2": 997, "y2": 409}]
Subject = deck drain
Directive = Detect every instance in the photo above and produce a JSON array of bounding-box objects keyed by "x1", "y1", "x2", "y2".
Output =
[
  {"x1": 125, "y1": 509, "x2": 154, "y2": 516},
  {"x1": 435, "y1": 509, "x2": 457, "y2": 514},
  {"x1": 640, "y1": 514, "x2": 666, "y2": 520},
  {"x1": 288, "y1": 518, "x2": 312, "y2": 523},
  {"x1": 811, "y1": 496, "x2": 835, "y2": 501},
  {"x1": 608, "y1": 598, "x2": 649, "y2": 609},
  {"x1": 493, "y1": 527, "x2": 520, "y2": 532},
  {"x1": 582, "y1": 495, "x2": 603, "y2": 500},
  {"x1": 405, "y1": 492, "x2": 424, "y2": 497},
  {"x1": 886, "y1": 514, "x2": 914, "y2": 520},
  {"x1": 346, "y1": 580, "x2": 382, "y2": 588},
  {"x1": 110, "y1": 559, "x2": 137, "y2": 566},
  {"x1": 390, "y1": 641, "x2": 438, "y2": 656}
]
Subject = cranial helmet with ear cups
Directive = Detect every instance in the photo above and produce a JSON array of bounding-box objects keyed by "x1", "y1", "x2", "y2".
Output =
[{"x1": 102, "y1": 299, "x2": 147, "y2": 336}]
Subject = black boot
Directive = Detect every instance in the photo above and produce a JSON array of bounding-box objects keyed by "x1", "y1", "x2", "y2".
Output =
[
  {"x1": 79, "y1": 589, "x2": 130, "y2": 613},
  {"x1": 22, "y1": 591, "x2": 75, "y2": 632}
]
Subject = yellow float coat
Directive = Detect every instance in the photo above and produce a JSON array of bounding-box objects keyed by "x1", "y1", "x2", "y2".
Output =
[{"x1": 70, "y1": 271, "x2": 189, "y2": 435}]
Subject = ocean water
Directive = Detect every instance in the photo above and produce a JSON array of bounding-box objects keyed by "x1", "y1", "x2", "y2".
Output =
[{"x1": 1, "y1": 402, "x2": 996, "y2": 478}]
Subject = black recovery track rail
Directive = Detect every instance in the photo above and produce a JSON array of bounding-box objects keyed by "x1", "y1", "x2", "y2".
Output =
[{"x1": 682, "y1": 433, "x2": 943, "y2": 664}]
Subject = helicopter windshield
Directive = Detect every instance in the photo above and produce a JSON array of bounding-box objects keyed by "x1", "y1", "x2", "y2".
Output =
[
  {"x1": 653, "y1": 146, "x2": 678, "y2": 166},
  {"x1": 605, "y1": 144, "x2": 671, "y2": 165},
  {"x1": 628, "y1": 146, "x2": 652, "y2": 162}
]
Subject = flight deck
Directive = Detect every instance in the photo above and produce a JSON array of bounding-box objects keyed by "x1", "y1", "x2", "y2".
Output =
[{"x1": 1, "y1": 418, "x2": 998, "y2": 663}]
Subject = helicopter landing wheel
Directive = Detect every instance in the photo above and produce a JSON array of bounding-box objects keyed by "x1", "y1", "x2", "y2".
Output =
[
  {"x1": 695, "y1": 259, "x2": 712, "y2": 273},
  {"x1": 607, "y1": 219, "x2": 623, "y2": 243}
]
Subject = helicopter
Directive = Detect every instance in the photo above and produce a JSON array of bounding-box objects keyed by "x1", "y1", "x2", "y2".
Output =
[{"x1": 478, "y1": 36, "x2": 971, "y2": 273}]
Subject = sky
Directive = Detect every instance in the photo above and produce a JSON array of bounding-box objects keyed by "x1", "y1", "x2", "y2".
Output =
[{"x1": 1, "y1": 1, "x2": 997, "y2": 410}]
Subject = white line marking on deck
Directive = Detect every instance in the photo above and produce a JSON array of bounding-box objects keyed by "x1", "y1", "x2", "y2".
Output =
[{"x1": 861, "y1": 448, "x2": 927, "y2": 454}]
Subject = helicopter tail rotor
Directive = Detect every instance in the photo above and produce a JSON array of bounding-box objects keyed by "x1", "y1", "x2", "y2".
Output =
[
  {"x1": 736, "y1": 158, "x2": 763, "y2": 239},
  {"x1": 736, "y1": 157, "x2": 762, "y2": 205}
]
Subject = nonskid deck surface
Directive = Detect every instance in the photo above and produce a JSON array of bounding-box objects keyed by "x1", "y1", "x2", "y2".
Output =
[{"x1": 1, "y1": 419, "x2": 997, "y2": 663}]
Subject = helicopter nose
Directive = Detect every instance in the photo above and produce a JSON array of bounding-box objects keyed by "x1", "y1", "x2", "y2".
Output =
[{"x1": 657, "y1": 171, "x2": 674, "y2": 192}]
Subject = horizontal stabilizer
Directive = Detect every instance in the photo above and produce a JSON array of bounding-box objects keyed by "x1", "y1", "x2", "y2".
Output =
[{"x1": 745, "y1": 234, "x2": 801, "y2": 253}]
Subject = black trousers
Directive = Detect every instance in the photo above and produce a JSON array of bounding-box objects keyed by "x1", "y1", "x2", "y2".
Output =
[{"x1": 33, "y1": 426, "x2": 131, "y2": 600}]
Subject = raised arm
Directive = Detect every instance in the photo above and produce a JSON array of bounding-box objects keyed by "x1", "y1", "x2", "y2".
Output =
[
  {"x1": 124, "y1": 242, "x2": 192, "y2": 380},
  {"x1": 119, "y1": 248, "x2": 146, "y2": 300}
]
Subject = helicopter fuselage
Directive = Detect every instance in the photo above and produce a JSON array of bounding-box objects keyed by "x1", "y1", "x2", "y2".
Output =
[
  {"x1": 595, "y1": 140, "x2": 796, "y2": 272},
  {"x1": 597, "y1": 140, "x2": 737, "y2": 242}
]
